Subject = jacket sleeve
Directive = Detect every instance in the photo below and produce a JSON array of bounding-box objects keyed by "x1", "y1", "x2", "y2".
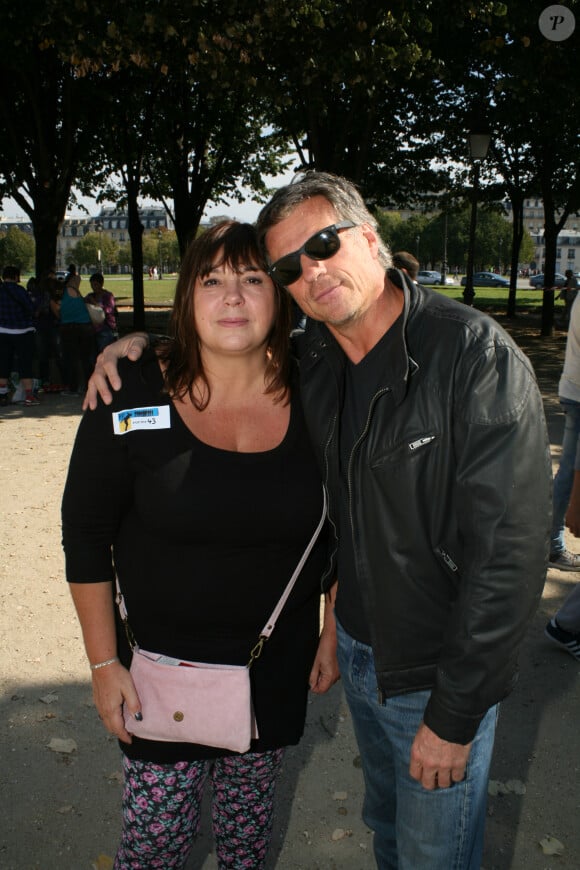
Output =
[{"x1": 423, "y1": 338, "x2": 552, "y2": 743}]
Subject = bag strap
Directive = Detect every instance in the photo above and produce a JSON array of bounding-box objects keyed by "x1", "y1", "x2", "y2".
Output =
[
  {"x1": 115, "y1": 486, "x2": 328, "y2": 666},
  {"x1": 259, "y1": 487, "x2": 327, "y2": 640},
  {"x1": 248, "y1": 487, "x2": 327, "y2": 665}
]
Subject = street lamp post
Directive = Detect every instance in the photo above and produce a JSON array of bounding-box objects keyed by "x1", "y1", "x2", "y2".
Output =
[
  {"x1": 157, "y1": 230, "x2": 163, "y2": 280},
  {"x1": 415, "y1": 235, "x2": 420, "y2": 264},
  {"x1": 463, "y1": 130, "x2": 491, "y2": 306},
  {"x1": 441, "y1": 212, "x2": 448, "y2": 286},
  {"x1": 96, "y1": 221, "x2": 103, "y2": 271}
]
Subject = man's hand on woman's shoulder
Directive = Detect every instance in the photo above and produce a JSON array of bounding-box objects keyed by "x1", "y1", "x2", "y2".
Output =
[{"x1": 83, "y1": 332, "x2": 149, "y2": 410}]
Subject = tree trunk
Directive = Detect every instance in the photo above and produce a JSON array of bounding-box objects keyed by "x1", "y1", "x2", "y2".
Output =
[
  {"x1": 507, "y1": 194, "x2": 524, "y2": 319},
  {"x1": 540, "y1": 217, "x2": 559, "y2": 337},
  {"x1": 126, "y1": 187, "x2": 145, "y2": 330},
  {"x1": 11, "y1": 185, "x2": 67, "y2": 278}
]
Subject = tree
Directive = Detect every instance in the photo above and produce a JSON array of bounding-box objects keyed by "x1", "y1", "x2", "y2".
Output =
[
  {"x1": 0, "y1": 0, "x2": 102, "y2": 276},
  {"x1": 0, "y1": 226, "x2": 35, "y2": 272},
  {"x1": 421, "y1": 1, "x2": 580, "y2": 329},
  {"x1": 117, "y1": 242, "x2": 134, "y2": 272},
  {"x1": 376, "y1": 212, "x2": 430, "y2": 265},
  {"x1": 71, "y1": 232, "x2": 118, "y2": 272},
  {"x1": 61, "y1": 1, "x2": 291, "y2": 325},
  {"x1": 377, "y1": 204, "x2": 524, "y2": 276}
]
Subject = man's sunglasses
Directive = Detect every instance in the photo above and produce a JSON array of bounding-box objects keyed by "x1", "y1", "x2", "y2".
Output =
[{"x1": 267, "y1": 221, "x2": 357, "y2": 286}]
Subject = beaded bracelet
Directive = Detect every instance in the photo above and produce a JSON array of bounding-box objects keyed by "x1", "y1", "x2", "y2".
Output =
[{"x1": 90, "y1": 656, "x2": 119, "y2": 671}]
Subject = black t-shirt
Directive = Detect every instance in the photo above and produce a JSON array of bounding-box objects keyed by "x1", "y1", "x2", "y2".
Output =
[
  {"x1": 335, "y1": 319, "x2": 401, "y2": 643},
  {"x1": 62, "y1": 351, "x2": 327, "y2": 762}
]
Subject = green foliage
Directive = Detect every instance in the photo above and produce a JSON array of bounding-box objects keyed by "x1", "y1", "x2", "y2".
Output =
[
  {"x1": 0, "y1": 226, "x2": 35, "y2": 272},
  {"x1": 377, "y1": 205, "x2": 520, "y2": 272},
  {"x1": 0, "y1": 0, "x2": 107, "y2": 274},
  {"x1": 142, "y1": 229, "x2": 181, "y2": 272},
  {"x1": 70, "y1": 232, "x2": 119, "y2": 271},
  {"x1": 0, "y1": 0, "x2": 578, "y2": 331}
]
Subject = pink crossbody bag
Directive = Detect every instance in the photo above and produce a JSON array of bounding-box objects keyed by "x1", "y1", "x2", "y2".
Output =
[{"x1": 116, "y1": 489, "x2": 327, "y2": 753}]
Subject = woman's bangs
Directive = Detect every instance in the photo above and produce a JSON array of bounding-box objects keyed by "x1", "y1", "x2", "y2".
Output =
[{"x1": 200, "y1": 225, "x2": 266, "y2": 277}]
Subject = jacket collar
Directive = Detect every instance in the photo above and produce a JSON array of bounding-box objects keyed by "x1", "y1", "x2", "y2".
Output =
[{"x1": 296, "y1": 268, "x2": 419, "y2": 407}]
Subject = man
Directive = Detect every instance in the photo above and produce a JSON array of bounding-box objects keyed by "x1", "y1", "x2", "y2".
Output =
[
  {"x1": 0, "y1": 266, "x2": 40, "y2": 406},
  {"x1": 545, "y1": 292, "x2": 580, "y2": 657},
  {"x1": 87, "y1": 172, "x2": 552, "y2": 869},
  {"x1": 547, "y1": 291, "x2": 580, "y2": 573},
  {"x1": 559, "y1": 268, "x2": 579, "y2": 326},
  {"x1": 391, "y1": 250, "x2": 419, "y2": 282}
]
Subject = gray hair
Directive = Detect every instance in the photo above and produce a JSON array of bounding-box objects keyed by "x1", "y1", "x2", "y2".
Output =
[{"x1": 256, "y1": 171, "x2": 392, "y2": 270}]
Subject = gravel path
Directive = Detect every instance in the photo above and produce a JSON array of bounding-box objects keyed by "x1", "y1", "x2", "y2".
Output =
[{"x1": 1, "y1": 312, "x2": 579, "y2": 869}]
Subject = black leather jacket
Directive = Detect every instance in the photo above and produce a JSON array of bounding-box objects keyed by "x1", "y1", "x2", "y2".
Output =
[{"x1": 296, "y1": 275, "x2": 552, "y2": 744}]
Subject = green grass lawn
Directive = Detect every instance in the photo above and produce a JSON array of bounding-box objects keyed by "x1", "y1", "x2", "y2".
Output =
[{"x1": 102, "y1": 274, "x2": 178, "y2": 306}]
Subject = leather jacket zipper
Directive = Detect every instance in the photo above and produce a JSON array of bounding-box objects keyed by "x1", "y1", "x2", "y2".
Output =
[
  {"x1": 409, "y1": 435, "x2": 436, "y2": 451},
  {"x1": 347, "y1": 388, "x2": 392, "y2": 543},
  {"x1": 437, "y1": 546, "x2": 459, "y2": 573},
  {"x1": 321, "y1": 413, "x2": 339, "y2": 589}
]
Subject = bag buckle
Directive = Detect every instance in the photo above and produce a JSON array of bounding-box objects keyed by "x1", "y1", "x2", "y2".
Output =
[{"x1": 248, "y1": 636, "x2": 266, "y2": 667}]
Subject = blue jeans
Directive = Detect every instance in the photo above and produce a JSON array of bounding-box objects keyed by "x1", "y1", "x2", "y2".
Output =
[
  {"x1": 551, "y1": 400, "x2": 580, "y2": 556},
  {"x1": 337, "y1": 620, "x2": 498, "y2": 870}
]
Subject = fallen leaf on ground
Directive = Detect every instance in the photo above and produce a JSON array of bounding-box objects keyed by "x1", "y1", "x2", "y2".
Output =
[
  {"x1": 488, "y1": 778, "x2": 526, "y2": 796},
  {"x1": 91, "y1": 855, "x2": 114, "y2": 870},
  {"x1": 107, "y1": 771, "x2": 123, "y2": 784},
  {"x1": 539, "y1": 835, "x2": 564, "y2": 856},
  {"x1": 505, "y1": 779, "x2": 526, "y2": 795},
  {"x1": 47, "y1": 737, "x2": 77, "y2": 754}
]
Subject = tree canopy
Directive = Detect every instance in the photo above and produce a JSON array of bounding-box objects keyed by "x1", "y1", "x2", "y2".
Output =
[{"x1": 0, "y1": 0, "x2": 578, "y2": 332}]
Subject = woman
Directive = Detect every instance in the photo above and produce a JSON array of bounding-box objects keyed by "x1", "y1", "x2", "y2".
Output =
[
  {"x1": 62, "y1": 222, "x2": 338, "y2": 869},
  {"x1": 84, "y1": 271, "x2": 118, "y2": 352},
  {"x1": 56, "y1": 271, "x2": 95, "y2": 396}
]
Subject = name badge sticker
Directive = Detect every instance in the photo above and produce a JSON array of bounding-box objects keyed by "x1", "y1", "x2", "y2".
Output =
[{"x1": 112, "y1": 405, "x2": 171, "y2": 435}]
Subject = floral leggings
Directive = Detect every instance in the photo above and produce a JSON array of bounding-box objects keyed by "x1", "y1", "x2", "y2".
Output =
[{"x1": 113, "y1": 749, "x2": 285, "y2": 869}]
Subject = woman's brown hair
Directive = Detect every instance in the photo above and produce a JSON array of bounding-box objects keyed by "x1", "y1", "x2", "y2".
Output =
[{"x1": 158, "y1": 221, "x2": 292, "y2": 409}]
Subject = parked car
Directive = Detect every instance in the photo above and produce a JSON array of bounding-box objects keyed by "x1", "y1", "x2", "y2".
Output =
[
  {"x1": 55, "y1": 270, "x2": 69, "y2": 281},
  {"x1": 399, "y1": 269, "x2": 454, "y2": 286},
  {"x1": 416, "y1": 270, "x2": 442, "y2": 285},
  {"x1": 417, "y1": 269, "x2": 453, "y2": 284},
  {"x1": 460, "y1": 271, "x2": 510, "y2": 288},
  {"x1": 529, "y1": 272, "x2": 566, "y2": 288}
]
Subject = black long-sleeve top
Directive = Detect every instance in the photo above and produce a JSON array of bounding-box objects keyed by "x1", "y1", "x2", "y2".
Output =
[{"x1": 62, "y1": 351, "x2": 327, "y2": 762}]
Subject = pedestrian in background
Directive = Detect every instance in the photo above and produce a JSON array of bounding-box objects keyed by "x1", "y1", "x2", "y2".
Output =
[
  {"x1": 545, "y1": 293, "x2": 580, "y2": 658},
  {"x1": 0, "y1": 266, "x2": 39, "y2": 406},
  {"x1": 55, "y1": 270, "x2": 94, "y2": 397},
  {"x1": 391, "y1": 251, "x2": 419, "y2": 282},
  {"x1": 559, "y1": 269, "x2": 579, "y2": 326},
  {"x1": 85, "y1": 272, "x2": 117, "y2": 352}
]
